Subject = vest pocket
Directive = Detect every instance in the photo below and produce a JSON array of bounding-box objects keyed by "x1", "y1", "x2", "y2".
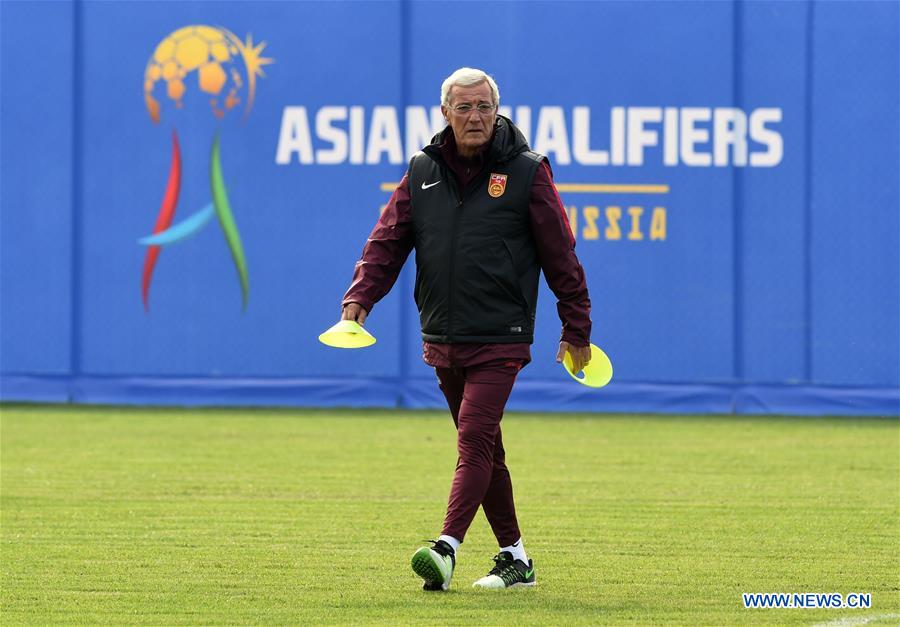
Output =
[
  {"x1": 502, "y1": 237, "x2": 531, "y2": 312},
  {"x1": 451, "y1": 238, "x2": 528, "y2": 336}
]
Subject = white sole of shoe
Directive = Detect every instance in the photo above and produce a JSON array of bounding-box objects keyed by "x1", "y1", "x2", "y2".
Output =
[
  {"x1": 411, "y1": 548, "x2": 453, "y2": 590},
  {"x1": 472, "y1": 575, "x2": 536, "y2": 589}
]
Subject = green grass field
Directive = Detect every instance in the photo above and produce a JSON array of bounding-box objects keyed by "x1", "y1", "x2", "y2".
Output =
[{"x1": 1, "y1": 405, "x2": 898, "y2": 625}]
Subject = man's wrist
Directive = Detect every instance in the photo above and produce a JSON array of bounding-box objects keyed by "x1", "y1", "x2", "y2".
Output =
[
  {"x1": 560, "y1": 331, "x2": 589, "y2": 348},
  {"x1": 341, "y1": 299, "x2": 372, "y2": 313}
]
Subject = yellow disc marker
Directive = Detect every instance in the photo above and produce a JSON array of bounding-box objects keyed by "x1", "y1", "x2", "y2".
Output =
[
  {"x1": 563, "y1": 343, "x2": 613, "y2": 388},
  {"x1": 318, "y1": 320, "x2": 376, "y2": 349}
]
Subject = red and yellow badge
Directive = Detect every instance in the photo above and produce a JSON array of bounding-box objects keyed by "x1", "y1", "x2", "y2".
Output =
[{"x1": 488, "y1": 173, "x2": 508, "y2": 198}]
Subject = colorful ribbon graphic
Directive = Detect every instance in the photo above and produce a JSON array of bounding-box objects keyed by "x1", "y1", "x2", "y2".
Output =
[
  {"x1": 138, "y1": 204, "x2": 214, "y2": 246},
  {"x1": 139, "y1": 131, "x2": 249, "y2": 311},
  {"x1": 141, "y1": 131, "x2": 181, "y2": 311},
  {"x1": 210, "y1": 131, "x2": 249, "y2": 310}
]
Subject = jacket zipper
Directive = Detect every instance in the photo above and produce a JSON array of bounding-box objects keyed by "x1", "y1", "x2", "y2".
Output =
[
  {"x1": 437, "y1": 157, "x2": 500, "y2": 342},
  {"x1": 446, "y1": 171, "x2": 463, "y2": 342}
]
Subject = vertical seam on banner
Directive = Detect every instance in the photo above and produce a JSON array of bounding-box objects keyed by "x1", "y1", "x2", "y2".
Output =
[
  {"x1": 731, "y1": 0, "x2": 744, "y2": 404},
  {"x1": 802, "y1": 0, "x2": 815, "y2": 384},
  {"x1": 69, "y1": 0, "x2": 83, "y2": 400},
  {"x1": 397, "y1": 0, "x2": 411, "y2": 406},
  {"x1": 546, "y1": 162, "x2": 576, "y2": 245}
]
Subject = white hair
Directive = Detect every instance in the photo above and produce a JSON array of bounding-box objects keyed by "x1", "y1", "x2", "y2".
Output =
[{"x1": 440, "y1": 67, "x2": 500, "y2": 107}]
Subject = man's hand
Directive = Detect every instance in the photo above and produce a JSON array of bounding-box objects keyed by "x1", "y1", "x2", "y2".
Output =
[
  {"x1": 341, "y1": 302, "x2": 368, "y2": 325},
  {"x1": 556, "y1": 341, "x2": 591, "y2": 374}
]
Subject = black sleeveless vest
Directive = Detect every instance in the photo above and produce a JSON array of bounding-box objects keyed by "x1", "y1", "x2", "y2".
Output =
[{"x1": 408, "y1": 118, "x2": 544, "y2": 344}]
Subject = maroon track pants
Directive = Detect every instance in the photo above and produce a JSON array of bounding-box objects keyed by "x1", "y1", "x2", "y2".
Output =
[{"x1": 436, "y1": 359, "x2": 522, "y2": 547}]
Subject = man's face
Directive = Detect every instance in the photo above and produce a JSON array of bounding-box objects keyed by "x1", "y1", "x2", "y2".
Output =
[{"x1": 441, "y1": 81, "x2": 497, "y2": 156}]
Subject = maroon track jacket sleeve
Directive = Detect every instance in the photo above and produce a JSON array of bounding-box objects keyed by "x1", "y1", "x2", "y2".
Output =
[
  {"x1": 341, "y1": 173, "x2": 414, "y2": 313},
  {"x1": 529, "y1": 160, "x2": 592, "y2": 347}
]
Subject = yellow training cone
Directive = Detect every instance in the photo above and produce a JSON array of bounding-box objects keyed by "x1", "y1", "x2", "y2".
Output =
[
  {"x1": 318, "y1": 320, "x2": 376, "y2": 349},
  {"x1": 563, "y1": 343, "x2": 613, "y2": 388}
]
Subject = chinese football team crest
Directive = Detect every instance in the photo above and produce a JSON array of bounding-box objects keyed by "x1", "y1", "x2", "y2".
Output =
[{"x1": 488, "y1": 173, "x2": 507, "y2": 198}]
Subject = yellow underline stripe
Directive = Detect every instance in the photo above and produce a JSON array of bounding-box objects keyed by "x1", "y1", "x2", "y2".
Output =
[
  {"x1": 380, "y1": 182, "x2": 669, "y2": 194},
  {"x1": 555, "y1": 183, "x2": 669, "y2": 194}
]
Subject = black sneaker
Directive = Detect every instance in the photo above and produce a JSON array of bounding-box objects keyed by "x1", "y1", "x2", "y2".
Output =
[
  {"x1": 411, "y1": 539, "x2": 456, "y2": 591},
  {"x1": 472, "y1": 551, "x2": 536, "y2": 589}
]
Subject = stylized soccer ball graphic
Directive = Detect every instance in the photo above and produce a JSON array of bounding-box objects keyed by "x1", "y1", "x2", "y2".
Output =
[{"x1": 144, "y1": 25, "x2": 246, "y2": 123}]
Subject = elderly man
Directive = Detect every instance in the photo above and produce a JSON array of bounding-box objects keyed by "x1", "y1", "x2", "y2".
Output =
[{"x1": 341, "y1": 67, "x2": 592, "y2": 590}]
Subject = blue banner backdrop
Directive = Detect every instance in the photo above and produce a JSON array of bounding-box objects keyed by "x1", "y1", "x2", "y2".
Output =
[{"x1": 1, "y1": 1, "x2": 898, "y2": 415}]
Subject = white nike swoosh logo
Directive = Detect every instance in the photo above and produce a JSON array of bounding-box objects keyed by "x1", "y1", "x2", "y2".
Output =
[{"x1": 421, "y1": 180, "x2": 442, "y2": 190}]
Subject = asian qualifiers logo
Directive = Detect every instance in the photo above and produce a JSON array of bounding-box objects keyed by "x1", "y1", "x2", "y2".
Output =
[{"x1": 138, "y1": 25, "x2": 272, "y2": 311}]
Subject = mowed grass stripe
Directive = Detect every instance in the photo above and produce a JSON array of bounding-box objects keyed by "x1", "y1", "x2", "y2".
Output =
[{"x1": 1, "y1": 406, "x2": 897, "y2": 625}]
